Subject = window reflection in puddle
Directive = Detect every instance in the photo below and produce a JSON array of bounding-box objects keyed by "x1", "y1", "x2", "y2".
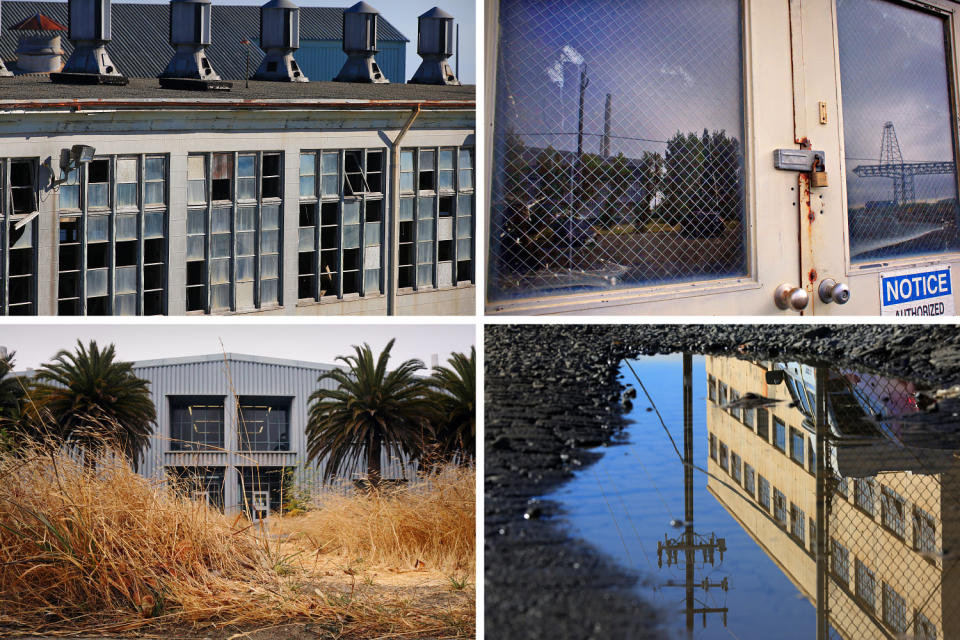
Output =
[{"x1": 545, "y1": 354, "x2": 959, "y2": 640}]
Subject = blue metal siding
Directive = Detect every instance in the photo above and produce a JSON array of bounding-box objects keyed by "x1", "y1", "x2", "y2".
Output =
[{"x1": 297, "y1": 39, "x2": 406, "y2": 83}]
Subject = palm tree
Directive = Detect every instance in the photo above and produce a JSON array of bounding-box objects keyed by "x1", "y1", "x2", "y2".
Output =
[
  {"x1": 306, "y1": 339, "x2": 433, "y2": 488},
  {"x1": 428, "y1": 347, "x2": 476, "y2": 464},
  {"x1": 31, "y1": 340, "x2": 156, "y2": 469},
  {"x1": 0, "y1": 347, "x2": 27, "y2": 450}
]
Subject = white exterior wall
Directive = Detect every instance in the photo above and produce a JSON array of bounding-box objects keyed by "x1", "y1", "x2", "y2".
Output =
[{"x1": 0, "y1": 107, "x2": 476, "y2": 316}]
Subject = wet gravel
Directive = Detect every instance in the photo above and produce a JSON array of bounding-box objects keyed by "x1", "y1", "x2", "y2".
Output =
[{"x1": 484, "y1": 323, "x2": 960, "y2": 640}]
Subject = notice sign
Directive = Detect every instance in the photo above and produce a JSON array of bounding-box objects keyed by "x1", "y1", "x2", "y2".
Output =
[{"x1": 880, "y1": 265, "x2": 955, "y2": 316}]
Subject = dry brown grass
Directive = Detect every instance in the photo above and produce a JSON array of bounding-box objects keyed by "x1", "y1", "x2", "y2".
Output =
[
  {"x1": 276, "y1": 465, "x2": 476, "y2": 575},
  {"x1": 0, "y1": 445, "x2": 474, "y2": 638}
]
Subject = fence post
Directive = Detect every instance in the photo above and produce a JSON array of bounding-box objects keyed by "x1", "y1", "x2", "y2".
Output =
[{"x1": 815, "y1": 366, "x2": 830, "y2": 640}]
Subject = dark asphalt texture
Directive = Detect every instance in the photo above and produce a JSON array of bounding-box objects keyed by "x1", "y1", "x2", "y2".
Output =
[{"x1": 484, "y1": 324, "x2": 960, "y2": 640}]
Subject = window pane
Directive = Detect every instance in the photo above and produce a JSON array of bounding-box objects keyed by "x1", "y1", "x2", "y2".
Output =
[
  {"x1": 145, "y1": 181, "x2": 164, "y2": 205},
  {"x1": 489, "y1": 0, "x2": 747, "y2": 302},
  {"x1": 238, "y1": 154, "x2": 256, "y2": 178},
  {"x1": 117, "y1": 158, "x2": 137, "y2": 182},
  {"x1": 838, "y1": 0, "x2": 960, "y2": 261},
  {"x1": 188, "y1": 156, "x2": 206, "y2": 180},
  {"x1": 146, "y1": 157, "x2": 165, "y2": 181}
]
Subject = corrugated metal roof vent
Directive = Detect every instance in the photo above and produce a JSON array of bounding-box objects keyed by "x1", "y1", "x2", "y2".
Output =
[
  {"x1": 50, "y1": 0, "x2": 128, "y2": 85},
  {"x1": 252, "y1": 0, "x2": 307, "y2": 82},
  {"x1": 409, "y1": 7, "x2": 459, "y2": 86},
  {"x1": 333, "y1": 1, "x2": 388, "y2": 83},
  {"x1": 159, "y1": 0, "x2": 231, "y2": 90},
  {"x1": 12, "y1": 14, "x2": 66, "y2": 74}
]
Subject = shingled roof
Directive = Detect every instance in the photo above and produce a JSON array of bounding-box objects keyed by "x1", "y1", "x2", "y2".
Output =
[{"x1": 0, "y1": 1, "x2": 408, "y2": 81}]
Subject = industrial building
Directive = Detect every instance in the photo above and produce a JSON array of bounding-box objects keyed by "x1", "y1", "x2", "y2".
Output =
[
  {"x1": 0, "y1": 0, "x2": 475, "y2": 316},
  {"x1": 133, "y1": 352, "x2": 417, "y2": 518},
  {"x1": 705, "y1": 355, "x2": 958, "y2": 640}
]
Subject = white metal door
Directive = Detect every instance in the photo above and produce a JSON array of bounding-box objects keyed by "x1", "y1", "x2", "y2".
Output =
[
  {"x1": 251, "y1": 490, "x2": 270, "y2": 522},
  {"x1": 794, "y1": 0, "x2": 960, "y2": 316}
]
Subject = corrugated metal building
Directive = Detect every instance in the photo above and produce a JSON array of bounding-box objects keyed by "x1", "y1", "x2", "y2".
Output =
[
  {"x1": 134, "y1": 353, "x2": 417, "y2": 517},
  {"x1": 0, "y1": 68, "x2": 475, "y2": 317},
  {"x1": 0, "y1": 2, "x2": 408, "y2": 82}
]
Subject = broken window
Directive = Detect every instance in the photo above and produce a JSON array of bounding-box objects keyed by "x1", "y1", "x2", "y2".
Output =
[
  {"x1": 170, "y1": 397, "x2": 225, "y2": 450},
  {"x1": 262, "y1": 153, "x2": 282, "y2": 199},
  {"x1": 187, "y1": 151, "x2": 284, "y2": 313},
  {"x1": 167, "y1": 467, "x2": 225, "y2": 510},
  {"x1": 211, "y1": 153, "x2": 233, "y2": 201},
  {"x1": 399, "y1": 198, "x2": 415, "y2": 288},
  {"x1": 344, "y1": 150, "x2": 366, "y2": 195},
  {"x1": 10, "y1": 160, "x2": 36, "y2": 214},
  {"x1": 3, "y1": 159, "x2": 38, "y2": 315},
  {"x1": 418, "y1": 149, "x2": 435, "y2": 191},
  {"x1": 238, "y1": 397, "x2": 291, "y2": 451},
  {"x1": 56, "y1": 154, "x2": 169, "y2": 315},
  {"x1": 186, "y1": 207, "x2": 206, "y2": 312},
  {"x1": 87, "y1": 159, "x2": 110, "y2": 209}
]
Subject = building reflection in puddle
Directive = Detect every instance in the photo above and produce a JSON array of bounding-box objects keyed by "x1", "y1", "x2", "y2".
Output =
[{"x1": 704, "y1": 355, "x2": 960, "y2": 640}]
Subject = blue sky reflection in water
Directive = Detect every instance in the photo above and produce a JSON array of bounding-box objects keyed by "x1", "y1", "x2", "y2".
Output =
[{"x1": 544, "y1": 355, "x2": 814, "y2": 639}]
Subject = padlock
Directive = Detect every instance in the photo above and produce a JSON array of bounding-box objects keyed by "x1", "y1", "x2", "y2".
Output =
[{"x1": 810, "y1": 156, "x2": 829, "y2": 188}]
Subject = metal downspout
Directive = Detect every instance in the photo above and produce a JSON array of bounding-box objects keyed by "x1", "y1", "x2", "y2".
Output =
[{"x1": 387, "y1": 105, "x2": 421, "y2": 316}]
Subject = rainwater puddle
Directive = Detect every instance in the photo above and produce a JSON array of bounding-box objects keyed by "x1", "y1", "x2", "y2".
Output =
[{"x1": 544, "y1": 354, "x2": 960, "y2": 640}]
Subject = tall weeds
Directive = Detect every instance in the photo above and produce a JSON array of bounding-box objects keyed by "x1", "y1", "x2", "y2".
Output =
[
  {"x1": 0, "y1": 445, "x2": 474, "y2": 637},
  {"x1": 279, "y1": 464, "x2": 476, "y2": 572}
]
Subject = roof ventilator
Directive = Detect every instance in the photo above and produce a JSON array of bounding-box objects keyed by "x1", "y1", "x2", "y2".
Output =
[
  {"x1": 252, "y1": 0, "x2": 307, "y2": 82},
  {"x1": 50, "y1": 0, "x2": 128, "y2": 85},
  {"x1": 409, "y1": 7, "x2": 459, "y2": 86},
  {"x1": 159, "y1": 0, "x2": 231, "y2": 91},
  {"x1": 333, "y1": 1, "x2": 388, "y2": 83},
  {"x1": 11, "y1": 13, "x2": 67, "y2": 74}
]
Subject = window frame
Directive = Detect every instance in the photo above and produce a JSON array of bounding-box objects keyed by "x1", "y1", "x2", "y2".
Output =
[
  {"x1": 2, "y1": 158, "x2": 39, "y2": 315},
  {"x1": 186, "y1": 151, "x2": 283, "y2": 314},
  {"x1": 169, "y1": 396, "x2": 226, "y2": 451},
  {"x1": 298, "y1": 148, "x2": 383, "y2": 301},
  {"x1": 56, "y1": 154, "x2": 169, "y2": 316}
]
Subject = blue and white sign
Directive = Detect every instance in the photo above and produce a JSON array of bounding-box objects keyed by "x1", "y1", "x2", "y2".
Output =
[{"x1": 880, "y1": 265, "x2": 954, "y2": 316}]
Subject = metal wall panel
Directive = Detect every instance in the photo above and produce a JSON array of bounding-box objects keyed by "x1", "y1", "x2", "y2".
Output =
[
  {"x1": 134, "y1": 353, "x2": 419, "y2": 510},
  {"x1": 296, "y1": 39, "x2": 406, "y2": 82}
]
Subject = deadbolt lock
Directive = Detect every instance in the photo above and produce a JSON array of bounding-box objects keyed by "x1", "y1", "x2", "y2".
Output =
[
  {"x1": 818, "y1": 278, "x2": 850, "y2": 304},
  {"x1": 774, "y1": 284, "x2": 810, "y2": 311}
]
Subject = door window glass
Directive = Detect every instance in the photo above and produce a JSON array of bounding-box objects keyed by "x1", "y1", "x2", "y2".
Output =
[
  {"x1": 838, "y1": 0, "x2": 960, "y2": 261},
  {"x1": 488, "y1": 0, "x2": 747, "y2": 302}
]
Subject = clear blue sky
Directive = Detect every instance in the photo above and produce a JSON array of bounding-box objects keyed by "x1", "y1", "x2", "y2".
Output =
[{"x1": 93, "y1": 0, "x2": 476, "y2": 84}]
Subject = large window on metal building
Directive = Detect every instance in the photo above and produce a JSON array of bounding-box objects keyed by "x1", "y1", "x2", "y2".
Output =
[
  {"x1": 169, "y1": 396, "x2": 225, "y2": 451},
  {"x1": 186, "y1": 152, "x2": 282, "y2": 313},
  {"x1": 397, "y1": 146, "x2": 475, "y2": 289},
  {"x1": 488, "y1": 0, "x2": 746, "y2": 305},
  {"x1": 2, "y1": 158, "x2": 38, "y2": 315},
  {"x1": 56, "y1": 155, "x2": 168, "y2": 315},
  {"x1": 238, "y1": 396, "x2": 291, "y2": 451},
  {"x1": 166, "y1": 466, "x2": 225, "y2": 510},
  {"x1": 298, "y1": 149, "x2": 383, "y2": 301}
]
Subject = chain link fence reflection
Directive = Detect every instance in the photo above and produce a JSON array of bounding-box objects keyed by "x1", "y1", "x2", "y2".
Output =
[{"x1": 488, "y1": 0, "x2": 748, "y2": 304}]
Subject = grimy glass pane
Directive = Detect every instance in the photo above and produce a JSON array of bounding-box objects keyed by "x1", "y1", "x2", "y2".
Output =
[
  {"x1": 489, "y1": 0, "x2": 746, "y2": 302},
  {"x1": 838, "y1": 0, "x2": 960, "y2": 261}
]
